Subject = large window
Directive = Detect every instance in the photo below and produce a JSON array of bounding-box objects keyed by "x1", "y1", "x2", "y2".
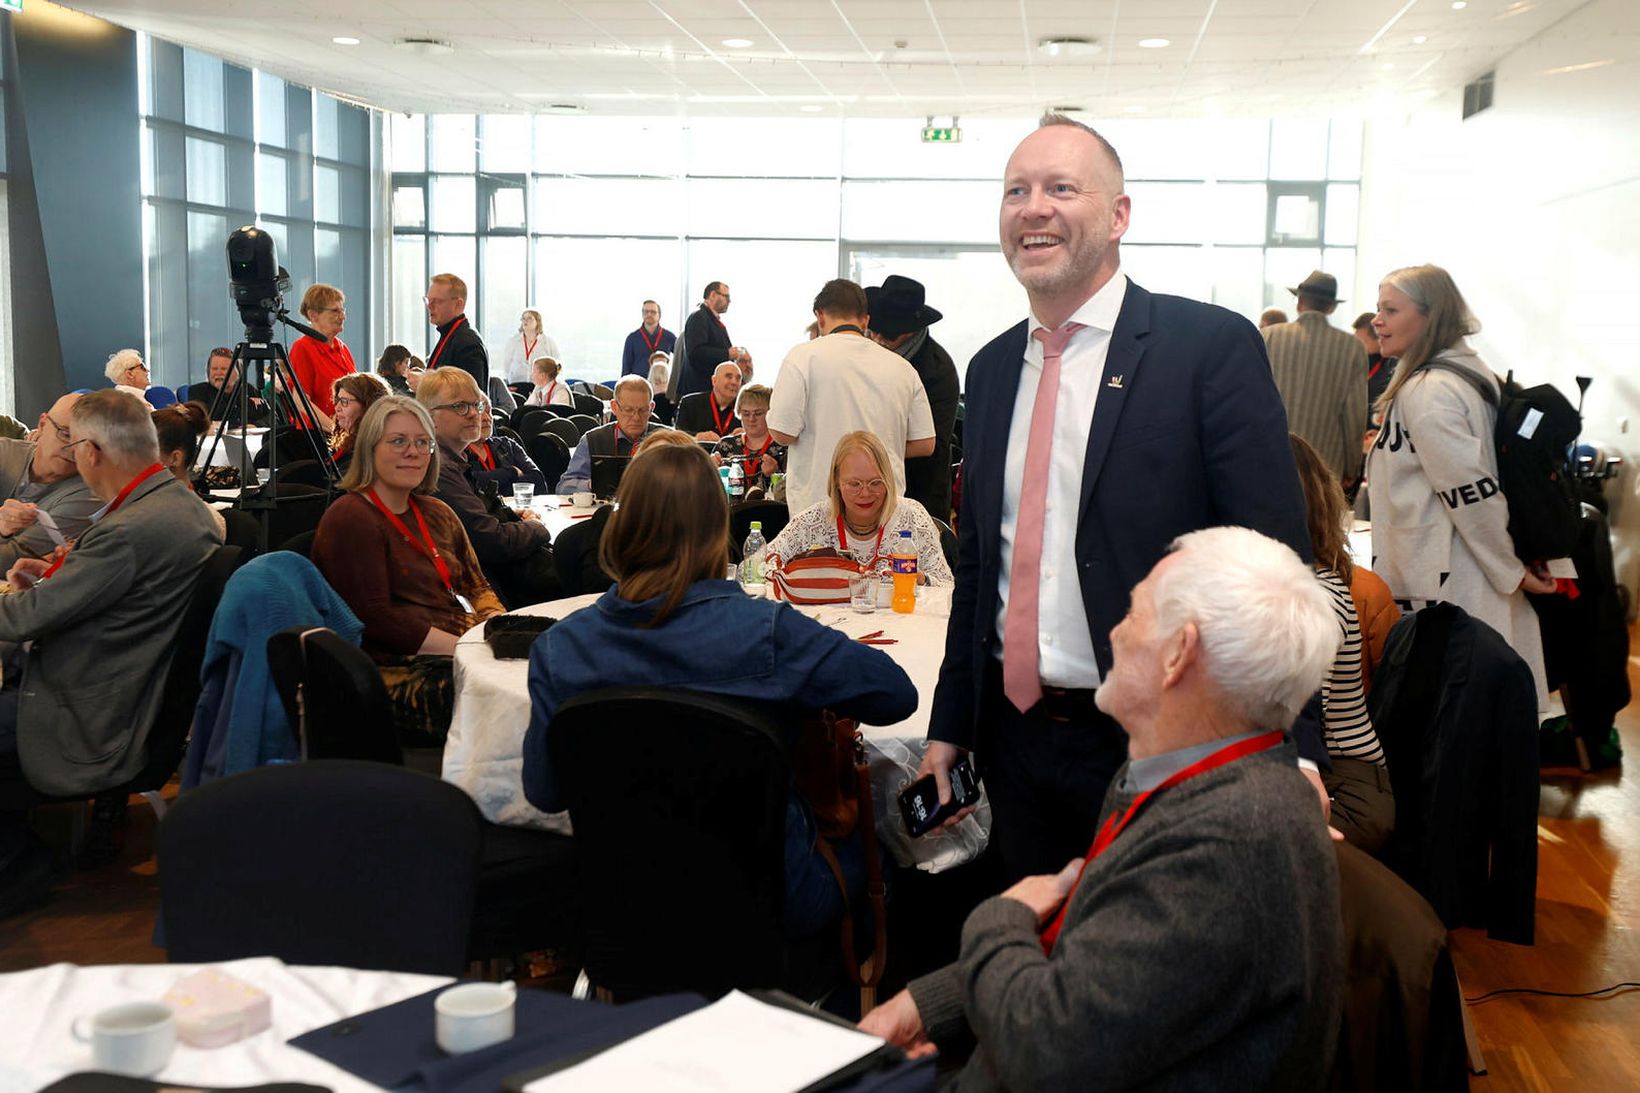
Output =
[
  {"x1": 140, "y1": 40, "x2": 374, "y2": 393},
  {"x1": 0, "y1": 37, "x2": 12, "y2": 416},
  {"x1": 391, "y1": 115, "x2": 1363, "y2": 388}
]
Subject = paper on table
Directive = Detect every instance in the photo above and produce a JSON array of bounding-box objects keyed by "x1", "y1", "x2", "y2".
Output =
[
  {"x1": 33, "y1": 509, "x2": 66, "y2": 547},
  {"x1": 522, "y1": 990, "x2": 884, "y2": 1093}
]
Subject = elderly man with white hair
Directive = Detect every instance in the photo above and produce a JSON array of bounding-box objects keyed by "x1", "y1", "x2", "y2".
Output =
[
  {"x1": 105, "y1": 348, "x2": 150, "y2": 399},
  {"x1": 861, "y1": 526, "x2": 1345, "y2": 1091}
]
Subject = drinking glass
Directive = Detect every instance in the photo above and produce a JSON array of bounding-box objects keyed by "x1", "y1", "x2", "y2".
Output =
[
  {"x1": 849, "y1": 572, "x2": 877, "y2": 613},
  {"x1": 512, "y1": 482, "x2": 535, "y2": 509}
]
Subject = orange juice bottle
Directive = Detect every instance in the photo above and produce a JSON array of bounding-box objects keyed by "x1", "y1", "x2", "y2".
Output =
[{"x1": 890, "y1": 530, "x2": 917, "y2": 614}]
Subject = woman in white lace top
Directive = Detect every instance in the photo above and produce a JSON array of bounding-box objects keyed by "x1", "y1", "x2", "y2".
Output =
[{"x1": 767, "y1": 430, "x2": 953, "y2": 585}]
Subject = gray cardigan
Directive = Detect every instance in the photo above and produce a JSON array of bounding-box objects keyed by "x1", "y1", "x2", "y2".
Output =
[
  {"x1": 909, "y1": 744, "x2": 1343, "y2": 1092},
  {"x1": 0, "y1": 438, "x2": 102, "y2": 568},
  {"x1": 0, "y1": 472, "x2": 220, "y2": 796}
]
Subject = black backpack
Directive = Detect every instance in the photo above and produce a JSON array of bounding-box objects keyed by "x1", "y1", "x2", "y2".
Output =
[{"x1": 1423, "y1": 361, "x2": 1581, "y2": 563}]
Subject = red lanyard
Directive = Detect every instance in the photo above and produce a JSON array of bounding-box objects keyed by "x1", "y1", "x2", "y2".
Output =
[
  {"x1": 836, "y1": 515, "x2": 886, "y2": 568},
  {"x1": 742, "y1": 434, "x2": 773, "y2": 478},
  {"x1": 523, "y1": 334, "x2": 538, "y2": 362},
  {"x1": 429, "y1": 316, "x2": 466, "y2": 369},
  {"x1": 1039, "y1": 730, "x2": 1286, "y2": 953},
  {"x1": 710, "y1": 398, "x2": 735, "y2": 436},
  {"x1": 1368, "y1": 357, "x2": 1385, "y2": 381},
  {"x1": 40, "y1": 463, "x2": 165, "y2": 580},
  {"x1": 470, "y1": 442, "x2": 496, "y2": 471},
  {"x1": 544, "y1": 381, "x2": 559, "y2": 404},
  {"x1": 640, "y1": 325, "x2": 664, "y2": 353},
  {"x1": 365, "y1": 488, "x2": 468, "y2": 611}
]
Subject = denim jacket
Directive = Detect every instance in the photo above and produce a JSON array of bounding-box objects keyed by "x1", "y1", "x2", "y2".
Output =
[{"x1": 522, "y1": 579, "x2": 917, "y2": 813}]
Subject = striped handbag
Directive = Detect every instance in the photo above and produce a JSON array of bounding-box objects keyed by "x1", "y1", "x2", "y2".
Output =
[{"x1": 769, "y1": 547, "x2": 866, "y2": 605}]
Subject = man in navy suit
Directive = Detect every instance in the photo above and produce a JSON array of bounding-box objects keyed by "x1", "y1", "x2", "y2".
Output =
[{"x1": 920, "y1": 114, "x2": 1318, "y2": 882}]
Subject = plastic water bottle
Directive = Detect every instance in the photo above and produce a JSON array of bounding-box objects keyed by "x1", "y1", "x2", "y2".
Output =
[
  {"x1": 718, "y1": 465, "x2": 731, "y2": 497},
  {"x1": 741, "y1": 521, "x2": 767, "y2": 587},
  {"x1": 890, "y1": 529, "x2": 917, "y2": 614},
  {"x1": 727, "y1": 460, "x2": 745, "y2": 502}
]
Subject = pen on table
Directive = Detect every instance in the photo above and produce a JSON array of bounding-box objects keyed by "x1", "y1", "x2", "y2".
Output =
[{"x1": 857, "y1": 630, "x2": 884, "y2": 641}]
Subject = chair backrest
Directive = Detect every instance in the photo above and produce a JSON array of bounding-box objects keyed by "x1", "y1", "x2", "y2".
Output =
[
  {"x1": 277, "y1": 529, "x2": 318, "y2": 557},
  {"x1": 131, "y1": 545, "x2": 246, "y2": 791},
  {"x1": 586, "y1": 383, "x2": 615, "y2": 400},
  {"x1": 572, "y1": 393, "x2": 604, "y2": 417},
  {"x1": 514, "y1": 407, "x2": 551, "y2": 444},
  {"x1": 540, "y1": 404, "x2": 579, "y2": 420},
  {"x1": 273, "y1": 459, "x2": 328, "y2": 489},
  {"x1": 507, "y1": 381, "x2": 535, "y2": 400},
  {"x1": 264, "y1": 485, "x2": 332, "y2": 550},
  {"x1": 265, "y1": 627, "x2": 403, "y2": 766},
  {"x1": 543, "y1": 417, "x2": 582, "y2": 448},
  {"x1": 549, "y1": 687, "x2": 792, "y2": 999},
  {"x1": 221, "y1": 508, "x2": 262, "y2": 558},
  {"x1": 729, "y1": 501, "x2": 790, "y2": 561},
  {"x1": 158, "y1": 760, "x2": 482, "y2": 975},
  {"x1": 144, "y1": 386, "x2": 177, "y2": 409},
  {"x1": 551, "y1": 508, "x2": 612, "y2": 597},
  {"x1": 494, "y1": 424, "x2": 523, "y2": 444},
  {"x1": 568, "y1": 414, "x2": 600, "y2": 437},
  {"x1": 930, "y1": 516, "x2": 958, "y2": 568},
  {"x1": 527, "y1": 432, "x2": 572, "y2": 493}
]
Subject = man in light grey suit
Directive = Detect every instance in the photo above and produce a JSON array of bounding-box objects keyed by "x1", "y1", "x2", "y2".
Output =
[
  {"x1": 0, "y1": 390, "x2": 219, "y2": 917},
  {"x1": 0, "y1": 393, "x2": 102, "y2": 569},
  {"x1": 1263, "y1": 270, "x2": 1367, "y2": 487}
]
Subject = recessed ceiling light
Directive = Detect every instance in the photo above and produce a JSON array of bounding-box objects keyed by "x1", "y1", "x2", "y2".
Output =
[
  {"x1": 332, "y1": 36, "x2": 360, "y2": 46},
  {"x1": 722, "y1": 38, "x2": 754, "y2": 48},
  {"x1": 1450, "y1": 1, "x2": 1466, "y2": 8},
  {"x1": 1138, "y1": 38, "x2": 1171, "y2": 49},
  {"x1": 1038, "y1": 37, "x2": 1102, "y2": 58},
  {"x1": 1413, "y1": 34, "x2": 1428, "y2": 44},
  {"x1": 394, "y1": 38, "x2": 454, "y2": 56},
  {"x1": 800, "y1": 105, "x2": 823, "y2": 113}
]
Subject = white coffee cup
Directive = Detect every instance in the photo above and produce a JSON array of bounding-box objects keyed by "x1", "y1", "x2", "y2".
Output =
[
  {"x1": 72, "y1": 1002, "x2": 176, "y2": 1077},
  {"x1": 434, "y1": 982, "x2": 516, "y2": 1054},
  {"x1": 572, "y1": 491, "x2": 594, "y2": 508}
]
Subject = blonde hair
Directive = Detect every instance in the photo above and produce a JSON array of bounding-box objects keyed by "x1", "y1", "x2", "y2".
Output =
[
  {"x1": 415, "y1": 366, "x2": 483, "y2": 411},
  {"x1": 828, "y1": 431, "x2": 898, "y2": 527},
  {"x1": 299, "y1": 283, "x2": 344, "y2": 320},
  {"x1": 532, "y1": 356, "x2": 560, "y2": 380},
  {"x1": 339, "y1": 396, "x2": 441, "y2": 495},
  {"x1": 736, "y1": 384, "x2": 773, "y2": 411},
  {"x1": 430, "y1": 272, "x2": 468, "y2": 301},
  {"x1": 1372, "y1": 264, "x2": 1482, "y2": 421},
  {"x1": 634, "y1": 428, "x2": 697, "y2": 457}
]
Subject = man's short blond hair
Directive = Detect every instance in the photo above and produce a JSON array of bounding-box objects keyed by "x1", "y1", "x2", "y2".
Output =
[
  {"x1": 415, "y1": 366, "x2": 482, "y2": 410},
  {"x1": 430, "y1": 272, "x2": 468, "y2": 301},
  {"x1": 612, "y1": 374, "x2": 654, "y2": 404}
]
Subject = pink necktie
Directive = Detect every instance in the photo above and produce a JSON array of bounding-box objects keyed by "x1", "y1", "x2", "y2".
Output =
[{"x1": 1003, "y1": 323, "x2": 1083, "y2": 713}]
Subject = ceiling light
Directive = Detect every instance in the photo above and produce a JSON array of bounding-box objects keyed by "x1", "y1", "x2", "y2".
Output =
[
  {"x1": 1048, "y1": 104, "x2": 1085, "y2": 113},
  {"x1": 800, "y1": 104, "x2": 823, "y2": 113},
  {"x1": 1138, "y1": 38, "x2": 1170, "y2": 49},
  {"x1": 1037, "y1": 37, "x2": 1102, "y2": 58},
  {"x1": 332, "y1": 36, "x2": 360, "y2": 46},
  {"x1": 1412, "y1": 34, "x2": 1428, "y2": 44},
  {"x1": 722, "y1": 38, "x2": 754, "y2": 48},
  {"x1": 1541, "y1": 58, "x2": 1615, "y2": 75},
  {"x1": 394, "y1": 38, "x2": 454, "y2": 56},
  {"x1": 1382, "y1": 62, "x2": 1395, "y2": 70},
  {"x1": 1450, "y1": 1, "x2": 1466, "y2": 8}
]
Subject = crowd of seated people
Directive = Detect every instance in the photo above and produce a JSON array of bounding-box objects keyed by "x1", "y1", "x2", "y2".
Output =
[
  {"x1": 467, "y1": 404, "x2": 548, "y2": 496},
  {"x1": 553, "y1": 427, "x2": 699, "y2": 596}
]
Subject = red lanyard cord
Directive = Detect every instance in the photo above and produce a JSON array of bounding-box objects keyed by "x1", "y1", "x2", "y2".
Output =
[
  {"x1": 836, "y1": 515, "x2": 887, "y2": 569},
  {"x1": 40, "y1": 463, "x2": 166, "y2": 580},
  {"x1": 365, "y1": 488, "x2": 457, "y2": 598},
  {"x1": 1039, "y1": 731, "x2": 1286, "y2": 952},
  {"x1": 742, "y1": 435, "x2": 774, "y2": 478},
  {"x1": 710, "y1": 398, "x2": 735, "y2": 436},
  {"x1": 429, "y1": 316, "x2": 467, "y2": 369}
]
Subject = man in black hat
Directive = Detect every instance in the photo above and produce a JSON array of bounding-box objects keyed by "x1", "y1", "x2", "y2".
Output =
[
  {"x1": 1263, "y1": 270, "x2": 1367, "y2": 486},
  {"x1": 867, "y1": 276, "x2": 961, "y2": 522}
]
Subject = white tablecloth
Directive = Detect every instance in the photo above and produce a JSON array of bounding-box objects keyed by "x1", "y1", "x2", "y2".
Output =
[
  {"x1": 0, "y1": 957, "x2": 449, "y2": 1093},
  {"x1": 443, "y1": 588, "x2": 989, "y2": 873},
  {"x1": 194, "y1": 426, "x2": 268, "y2": 470}
]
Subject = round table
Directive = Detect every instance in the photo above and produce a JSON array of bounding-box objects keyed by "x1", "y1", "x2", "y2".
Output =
[{"x1": 443, "y1": 588, "x2": 989, "y2": 874}]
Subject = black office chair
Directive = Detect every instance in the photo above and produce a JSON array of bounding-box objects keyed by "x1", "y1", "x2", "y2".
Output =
[
  {"x1": 729, "y1": 500, "x2": 790, "y2": 562},
  {"x1": 512, "y1": 406, "x2": 549, "y2": 441},
  {"x1": 263, "y1": 485, "x2": 332, "y2": 551},
  {"x1": 552, "y1": 508, "x2": 613, "y2": 597},
  {"x1": 550, "y1": 687, "x2": 820, "y2": 1002},
  {"x1": 494, "y1": 424, "x2": 524, "y2": 444},
  {"x1": 158, "y1": 761, "x2": 484, "y2": 976},
  {"x1": 540, "y1": 404, "x2": 580, "y2": 420},
  {"x1": 221, "y1": 508, "x2": 262, "y2": 558},
  {"x1": 930, "y1": 516, "x2": 958, "y2": 569},
  {"x1": 262, "y1": 627, "x2": 578, "y2": 963},
  {"x1": 568, "y1": 413, "x2": 600, "y2": 437},
  {"x1": 572, "y1": 393, "x2": 604, "y2": 417},
  {"x1": 543, "y1": 417, "x2": 582, "y2": 449},
  {"x1": 273, "y1": 459, "x2": 330, "y2": 490},
  {"x1": 527, "y1": 432, "x2": 572, "y2": 493},
  {"x1": 275, "y1": 529, "x2": 317, "y2": 558}
]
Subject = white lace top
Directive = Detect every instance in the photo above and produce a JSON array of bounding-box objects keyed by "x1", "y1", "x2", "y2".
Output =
[{"x1": 767, "y1": 498, "x2": 954, "y2": 585}]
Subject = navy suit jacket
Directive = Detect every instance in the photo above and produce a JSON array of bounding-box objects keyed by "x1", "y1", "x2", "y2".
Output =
[{"x1": 929, "y1": 279, "x2": 1318, "y2": 755}]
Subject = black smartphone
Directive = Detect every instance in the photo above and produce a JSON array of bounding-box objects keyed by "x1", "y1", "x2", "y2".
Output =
[{"x1": 899, "y1": 759, "x2": 980, "y2": 837}]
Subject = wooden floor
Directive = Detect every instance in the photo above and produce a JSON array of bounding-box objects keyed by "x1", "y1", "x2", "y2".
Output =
[{"x1": 3, "y1": 637, "x2": 1638, "y2": 1090}]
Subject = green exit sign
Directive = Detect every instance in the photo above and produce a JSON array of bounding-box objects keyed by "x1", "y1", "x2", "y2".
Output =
[
  {"x1": 0, "y1": 0, "x2": 22, "y2": 13},
  {"x1": 921, "y1": 126, "x2": 962, "y2": 143}
]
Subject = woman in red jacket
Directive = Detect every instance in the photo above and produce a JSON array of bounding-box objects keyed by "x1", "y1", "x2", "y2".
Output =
[{"x1": 287, "y1": 283, "x2": 357, "y2": 434}]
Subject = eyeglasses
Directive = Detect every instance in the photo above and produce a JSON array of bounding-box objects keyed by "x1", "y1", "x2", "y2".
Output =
[
  {"x1": 319, "y1": 306, "x2": 346, "y2": 315},
  {"x1": 739, "y1": 408, "x2": 768, "y2": 419},
  {"x1": 841, "y1": 478, "x2": 887, "y2": 494},
  {"x1": 422, "y1": 295, "x2": 455, "y2": 305},
  {"x1": 431, "y1": 400, "x2": 488, "y2": 416},
  {"x1": 42, "y1": 413, "x2": 72, "y2": 443},
  {"x1": 382, "y1": 435, "x2": 434, "y2": 453},
  {"x1": 62, "y1": 437, "x2": 100, "y2": 454},
  {"x1": 126, "y1": 362, "x2": 150, "y2": 373},
  {"x1": 334, "y1": 395, "x2": 359, "y2": 408},
  {"x1": 612, "y1": 402, "x2": 650, "y2": 416}
]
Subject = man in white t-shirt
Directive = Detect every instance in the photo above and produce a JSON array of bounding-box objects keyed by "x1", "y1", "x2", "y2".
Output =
[{"x1": 767, "y1": 279, "x2": 936, "y2": 515}]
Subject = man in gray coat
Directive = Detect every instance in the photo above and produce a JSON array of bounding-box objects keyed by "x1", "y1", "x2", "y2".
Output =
[
  {"x1": 861, "y1": 527, "x2": 1345, "y2": 1091},
  {"x1": 1264, "y1": 270, "x2": 1368, "y2": 485},
  {"x1": 0, "y1": 390, "x2": 219, "y2": 916},
  {"x1": 0, "y1": 394, "x2": 102, "y2": 569}
]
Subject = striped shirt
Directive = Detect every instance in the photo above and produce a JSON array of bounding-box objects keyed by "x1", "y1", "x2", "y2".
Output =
[
  {"x1": 1263, "y1": 312, "x2": 1367, "y2": 481},
  {"x1": 1317, "y1": 568, "x2": 1386, "y2": 765}
]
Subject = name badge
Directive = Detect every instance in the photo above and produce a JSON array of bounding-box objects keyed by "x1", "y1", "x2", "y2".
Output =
[{"x1": 454, "y1": 593, "x2": 474, "y2": 614}]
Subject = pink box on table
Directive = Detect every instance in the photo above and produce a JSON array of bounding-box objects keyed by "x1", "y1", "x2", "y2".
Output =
[{"x1": 161, "y1": 968, "x2": 273, "y2": 1048}]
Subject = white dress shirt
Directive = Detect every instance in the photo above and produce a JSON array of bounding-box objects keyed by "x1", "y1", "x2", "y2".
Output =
[{"x1": 993, "y1": 272, "x2": 1129, "y2": 688}]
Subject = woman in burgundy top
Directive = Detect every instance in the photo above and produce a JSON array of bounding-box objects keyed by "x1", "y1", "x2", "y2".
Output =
[
  {"x1": 312, "y1": 395, "x2": 504, "y2": 742},
  {"x1": 287, "y1": 282, "x2": 357, "y2": 434}
]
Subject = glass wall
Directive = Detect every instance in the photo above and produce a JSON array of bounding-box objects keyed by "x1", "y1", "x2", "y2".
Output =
[
  {"x1": 390, "y1": 115, "x2": 1363, "y2": 388},
  {"x1": 0, "y1": 39, "x2": 11, "y2": 416},
  {"x1": 140, "y1": 39, "x2": 373, "y2": 393}
]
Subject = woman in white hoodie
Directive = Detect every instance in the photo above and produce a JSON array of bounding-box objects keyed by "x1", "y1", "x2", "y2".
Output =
[{"x1": 1365, "y1": 264, "x2": 1553, "y2": 710}]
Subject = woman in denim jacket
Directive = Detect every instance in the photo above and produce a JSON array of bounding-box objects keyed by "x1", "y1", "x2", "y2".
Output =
[{"x1": 521, "y1": 442, "x2": 916, "y2": 939}]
